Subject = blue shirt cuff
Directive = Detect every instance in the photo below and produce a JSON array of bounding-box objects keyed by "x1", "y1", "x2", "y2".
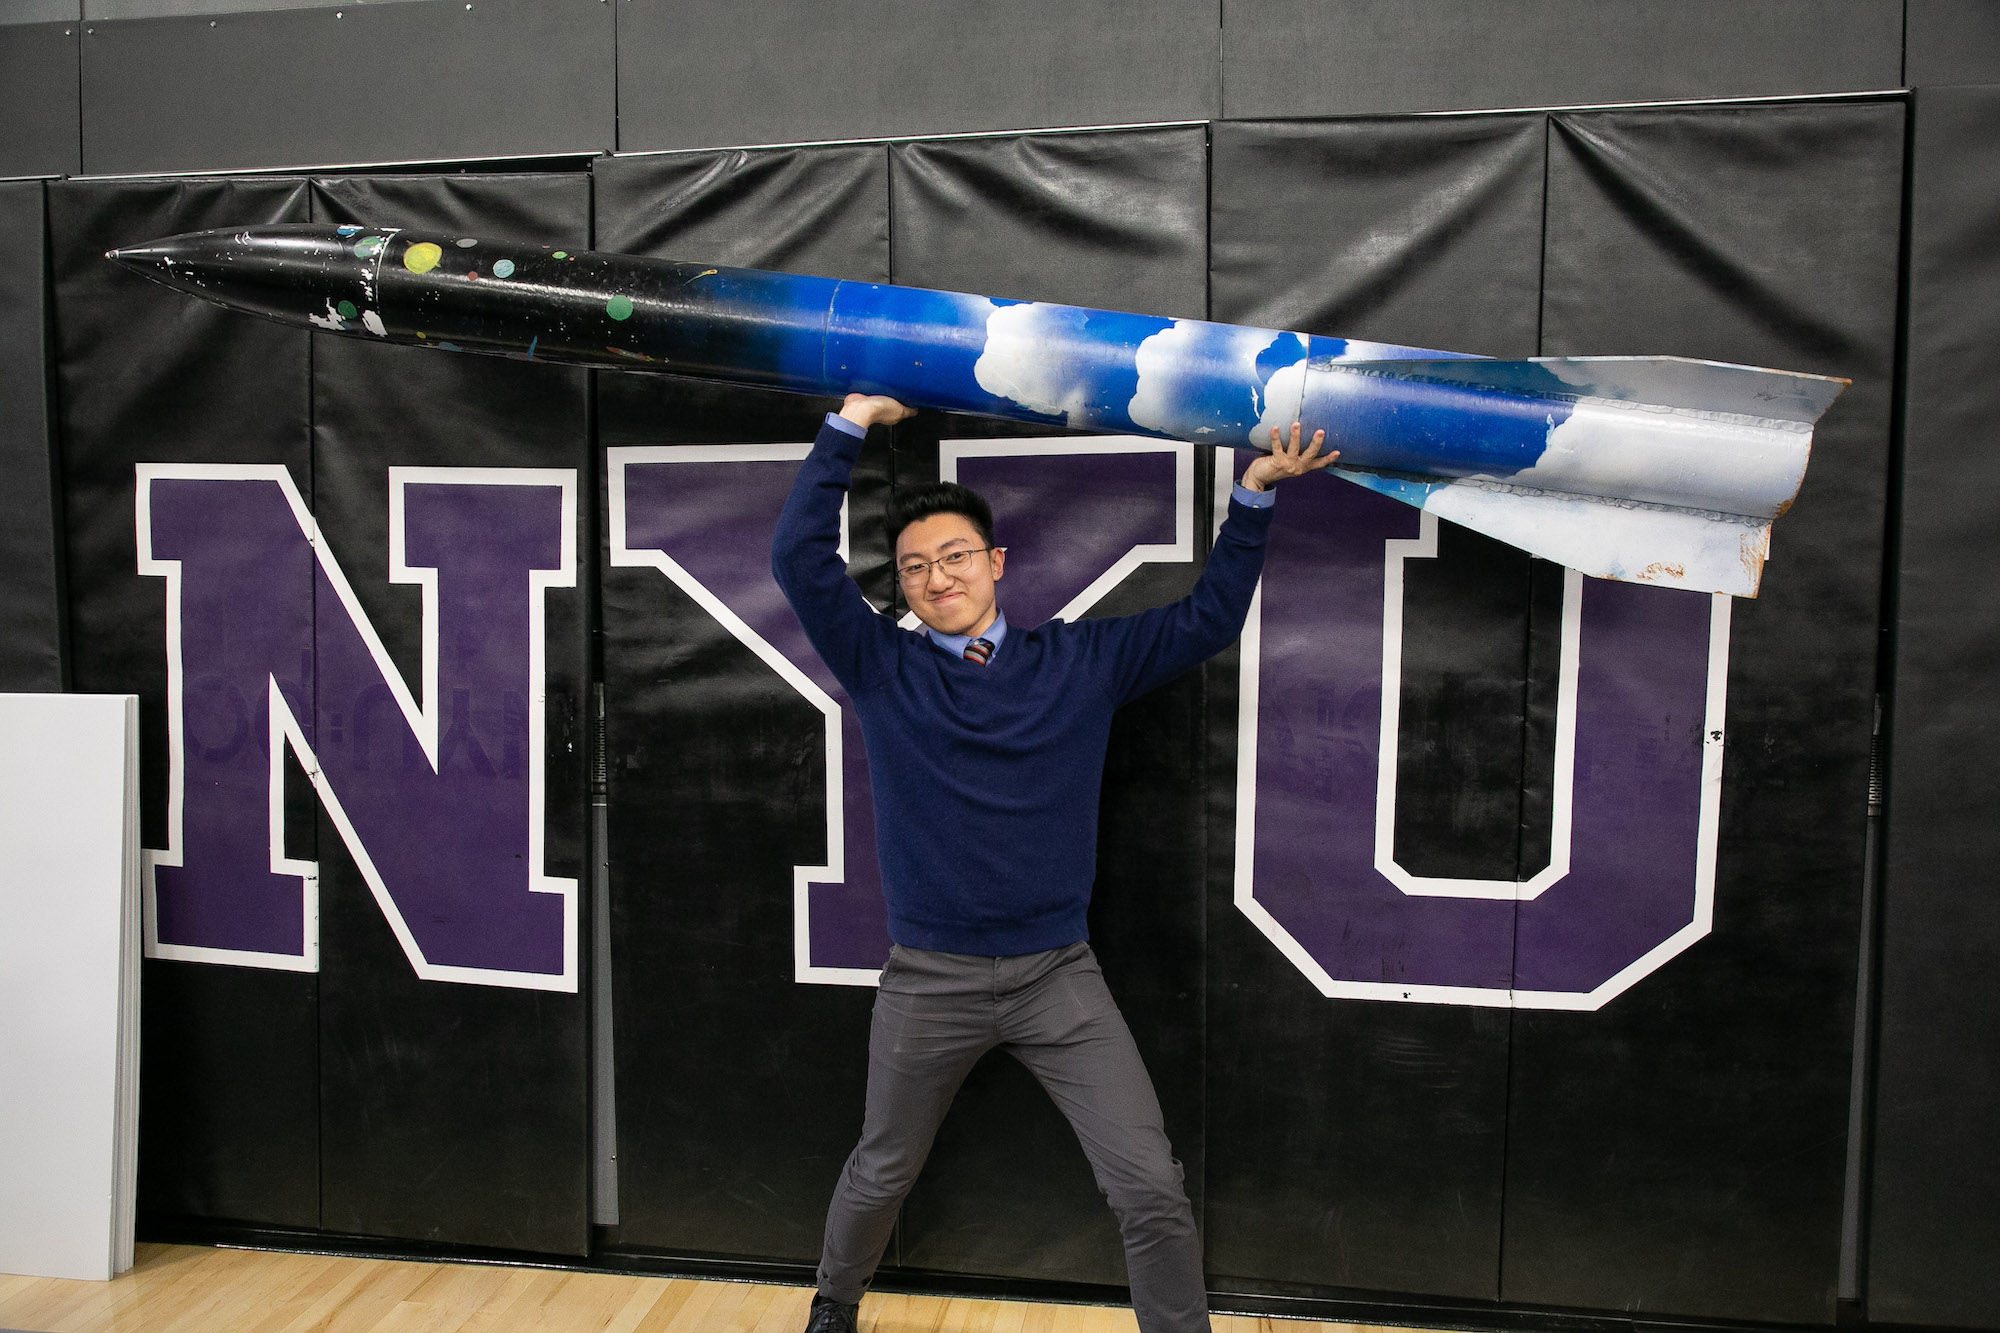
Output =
[
  {"x1": 1231, "y1": 482, "x2": 1276, "y2": 509},
  {"x1": 824, "y1": 411, "x2": 867, "y2": 439}
]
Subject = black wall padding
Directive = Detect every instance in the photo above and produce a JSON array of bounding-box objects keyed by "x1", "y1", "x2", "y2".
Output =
[
  {"x1": 79, "y1": 0, "x2": 612, "y2": 176},
  {"x1": 598, "y1": 147, "x2": 891, "y2": 284},
  {"x1": 1204, "y1": 114, "x2": 1547, "y2": 1301},
  {"x1": 615, "y1": 0, "x2": 1219, "y2": 154},
  {"x1": 1905, "y1": 0, "x2": 2000, "y2": 87},
  {"x1": 0, "y1": 21, "x2": 81, "y2": 179},
  {"x1": 884, "y1": 125, "x2": 1211, "y2": 1287},
  {"x1": 1221, "y1": 0, "x2": 1903, "y2": 119},
  {"x1": 890, "y1": 128, "x2": 1209, "y2": 321},
  {"x1": 1502, "y1": 101, "x2": 1906, "y2": 1324},
  {"x1": 593, "y1": 144, "x2": 889, "y2": 1262},
  {"x1": 49, "y1": 176, "x2": 321, "y2": 1228},
  {"x1": 1211, "y1": 115, "x2": 1545, "y2": 358},
  {"x1": 0, "y1": 181, "x2": 64, "y2": 692},
  {"x1": 1870, "y1": 84, "x2": 2000, "y2": 1331},
  {"x1": 304, "y1": 174, "x2": 593, "y2": 1255}
]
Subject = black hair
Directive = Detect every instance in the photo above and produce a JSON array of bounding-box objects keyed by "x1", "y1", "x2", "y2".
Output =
[{"x1": 884, "y1": 482, "x2": 995, "y2": 552}]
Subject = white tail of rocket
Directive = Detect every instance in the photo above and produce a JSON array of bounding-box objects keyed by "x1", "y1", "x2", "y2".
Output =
[{"x1": 1319, "y1": 356, "x2": 1848, "y2": 597}]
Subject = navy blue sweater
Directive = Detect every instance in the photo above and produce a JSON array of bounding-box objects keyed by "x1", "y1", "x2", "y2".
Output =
[{"x1": 772, "y1": 421, "x2": 1273, "y2": 955}]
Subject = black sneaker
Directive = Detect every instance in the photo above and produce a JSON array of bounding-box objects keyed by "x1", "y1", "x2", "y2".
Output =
[{"x1": 804, "y1": 1292, "x2": 859, "y2": 1333}]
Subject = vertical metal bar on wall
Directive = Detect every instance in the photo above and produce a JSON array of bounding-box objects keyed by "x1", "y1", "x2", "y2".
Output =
[
  {"x1": 591, "y1": 680, "x2": 619, "y2": 1226},
  {"x1": 1838, "y1": 694, "x2": 1887, "y2": 1303},
  {"x1": 1843, "y1": 94, "x2": 1916, "y2": 1300},
  {"x1": 41, "y1": 181, "x2": 75, "y2": 692}
]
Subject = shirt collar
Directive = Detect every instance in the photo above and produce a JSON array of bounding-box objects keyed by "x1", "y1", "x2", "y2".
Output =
[{"x1": 926, "y1": 608, "x2": 1008, "y2": 660}]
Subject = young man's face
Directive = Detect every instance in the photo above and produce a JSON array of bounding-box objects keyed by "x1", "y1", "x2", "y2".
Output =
[{"x1": 895, "y1": 512, "x2": 1005, "y2": 638}]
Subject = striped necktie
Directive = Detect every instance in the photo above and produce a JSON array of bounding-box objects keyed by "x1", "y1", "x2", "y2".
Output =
[{"x1": 963, "y1": 637, "x2": 994, "y2": 666}]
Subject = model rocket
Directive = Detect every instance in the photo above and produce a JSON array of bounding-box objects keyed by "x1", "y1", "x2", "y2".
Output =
[{"x1": 108, "y1": 225, "x2": 1847, "y2": 597}]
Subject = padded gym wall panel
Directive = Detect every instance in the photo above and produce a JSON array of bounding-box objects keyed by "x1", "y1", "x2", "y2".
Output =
[
  {"x1": 305, "y1": 174, "x2": 592, "y2": 1255},
  {"x1": 595, "y1": 148, "x2": 891, "y2": 286},
  {"x1": 1203, "y1": 114, "x2": 1546, "y2": 1301},
  {"x1": 1502, "y1": 100, "x2": 1905, "y2": 1324},
  {"x1": 889, "y1": 128, "x2": 1208, "y2": 322},
  {"x1": 1906, "y1": 0, "x2": 2000, "y2": 87},
  {"x1": 1210, "y1": 116, "x2": 1545, "y2": 359},
  {"x1": 0, "y1": 182, "x2": 65, "y2": 693},
  {"x1": 1221, "y1": 0, "x2": 1903, "y2": 120},
  {"x1": 48, "y1": 176, "x2": 320, "y2": 1229},
  {"x1": 0, "y1": 12, "x2": 81, "y2": 180},
  {"x1": 883, "y1": 125, "x2": 1210, "y2": 1288},
  {"x1": 79, "y1": 0, "x2": 612, "y2": 176},
  {"x1": 615, "y1": 0, "x2": 1218, "y2": 154},
  {"x1": 1870, "y1": 84, "x2": 2000, "y2": 1331},
  {"x1": 593, "y1": 144, "x2": 890, "y2": 1261}
]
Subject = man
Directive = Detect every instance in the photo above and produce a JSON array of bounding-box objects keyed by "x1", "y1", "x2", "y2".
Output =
[{"x1": 772, "y1": 391, "x2": 1334, "y2": 1333}]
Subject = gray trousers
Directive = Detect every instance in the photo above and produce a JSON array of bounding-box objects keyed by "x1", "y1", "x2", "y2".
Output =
[{"x1": 816, "y1": 942, "x2": 1210, "y2": 1333}]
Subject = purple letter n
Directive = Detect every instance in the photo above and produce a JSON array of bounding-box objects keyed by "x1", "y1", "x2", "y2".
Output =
[{"x1": 137, "y1": 464, "x2": 578, "y2": 991}]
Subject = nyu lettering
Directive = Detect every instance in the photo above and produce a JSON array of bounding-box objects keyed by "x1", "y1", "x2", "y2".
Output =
[
  {"x1": 137, "y1": 465, "x2": 578, "y2": 990},
  {"x1": 142, "y1": 445, "x2": 1725, "y2": 1005}
]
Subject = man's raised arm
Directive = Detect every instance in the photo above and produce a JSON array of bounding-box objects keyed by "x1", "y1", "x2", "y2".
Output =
[
  {"x1": 770, "y1": 394, "x2": 917, "y2": 694},
  {"x1": 1096, "y1": 423, "x2": 1338, "y2": 704}
]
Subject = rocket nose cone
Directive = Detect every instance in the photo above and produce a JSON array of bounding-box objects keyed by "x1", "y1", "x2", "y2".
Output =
[
  {"x1": 104, "y1": 234, "x2": 218, "y2": 298},
  {"x1": 107, "y1": 242, "x2": 172, "y2": 272},
  {"x1": 102, "y1": 225, "x2": 383, "y2": 331}
]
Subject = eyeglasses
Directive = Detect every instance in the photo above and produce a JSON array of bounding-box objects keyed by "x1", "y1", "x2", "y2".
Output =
[{"x1": 896, "y1": 547, "x2": 1001, "y2": 585}]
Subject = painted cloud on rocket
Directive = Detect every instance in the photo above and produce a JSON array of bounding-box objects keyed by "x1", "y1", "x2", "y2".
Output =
[
  {"x1": 974, "y1": 303, "x2": 1115, "y2": 423},
  {"x1": 1132, "y1": 322, "x2": 1307, "y2": 447}
]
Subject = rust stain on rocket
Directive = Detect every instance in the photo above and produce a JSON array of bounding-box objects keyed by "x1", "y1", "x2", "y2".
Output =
[{"x1": 1738, "y1": 529, "x2": 1770, "y2": 592}]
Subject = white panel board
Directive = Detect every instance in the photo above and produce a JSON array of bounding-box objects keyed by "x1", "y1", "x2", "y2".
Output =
[{"x1": 0, "y1": 693, "x2": 140, "y2": 1281}]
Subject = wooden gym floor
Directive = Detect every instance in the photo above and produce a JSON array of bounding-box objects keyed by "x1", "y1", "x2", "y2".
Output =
[{"x1": 0, "y1": 1243, "x2": 1446, "y2": 1333}]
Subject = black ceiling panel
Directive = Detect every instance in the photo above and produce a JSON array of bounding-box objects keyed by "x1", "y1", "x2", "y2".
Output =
[
  {"x1": 80, "y1": 0, "x2": 612, "y2": 175},
  {"x1": 1223, "y1": 0, "x2": 1902, "y2": 119},
  {"x1": 0, "y1": 21, "x2": 81, "y2": 180},
  {"x1": 1905, "y1": 0, "x2": 2000, "y2": 86},
  {"x1": 617, "y1": 0, "x2": 1218, "y2": 153}
]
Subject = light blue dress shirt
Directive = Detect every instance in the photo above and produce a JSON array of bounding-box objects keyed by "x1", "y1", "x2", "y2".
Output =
[{"x1": 926, "y1": 609, "x2": 1010, "y2": 660}]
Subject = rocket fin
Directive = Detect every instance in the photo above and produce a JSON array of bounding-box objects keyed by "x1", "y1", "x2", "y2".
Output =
[
  {"x1": 1335, "y1": 355, "x2": 1847, "y2": 425},
  {"x1": 1334, "y1": 466, "x2": 1773, "y2": 598}
]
